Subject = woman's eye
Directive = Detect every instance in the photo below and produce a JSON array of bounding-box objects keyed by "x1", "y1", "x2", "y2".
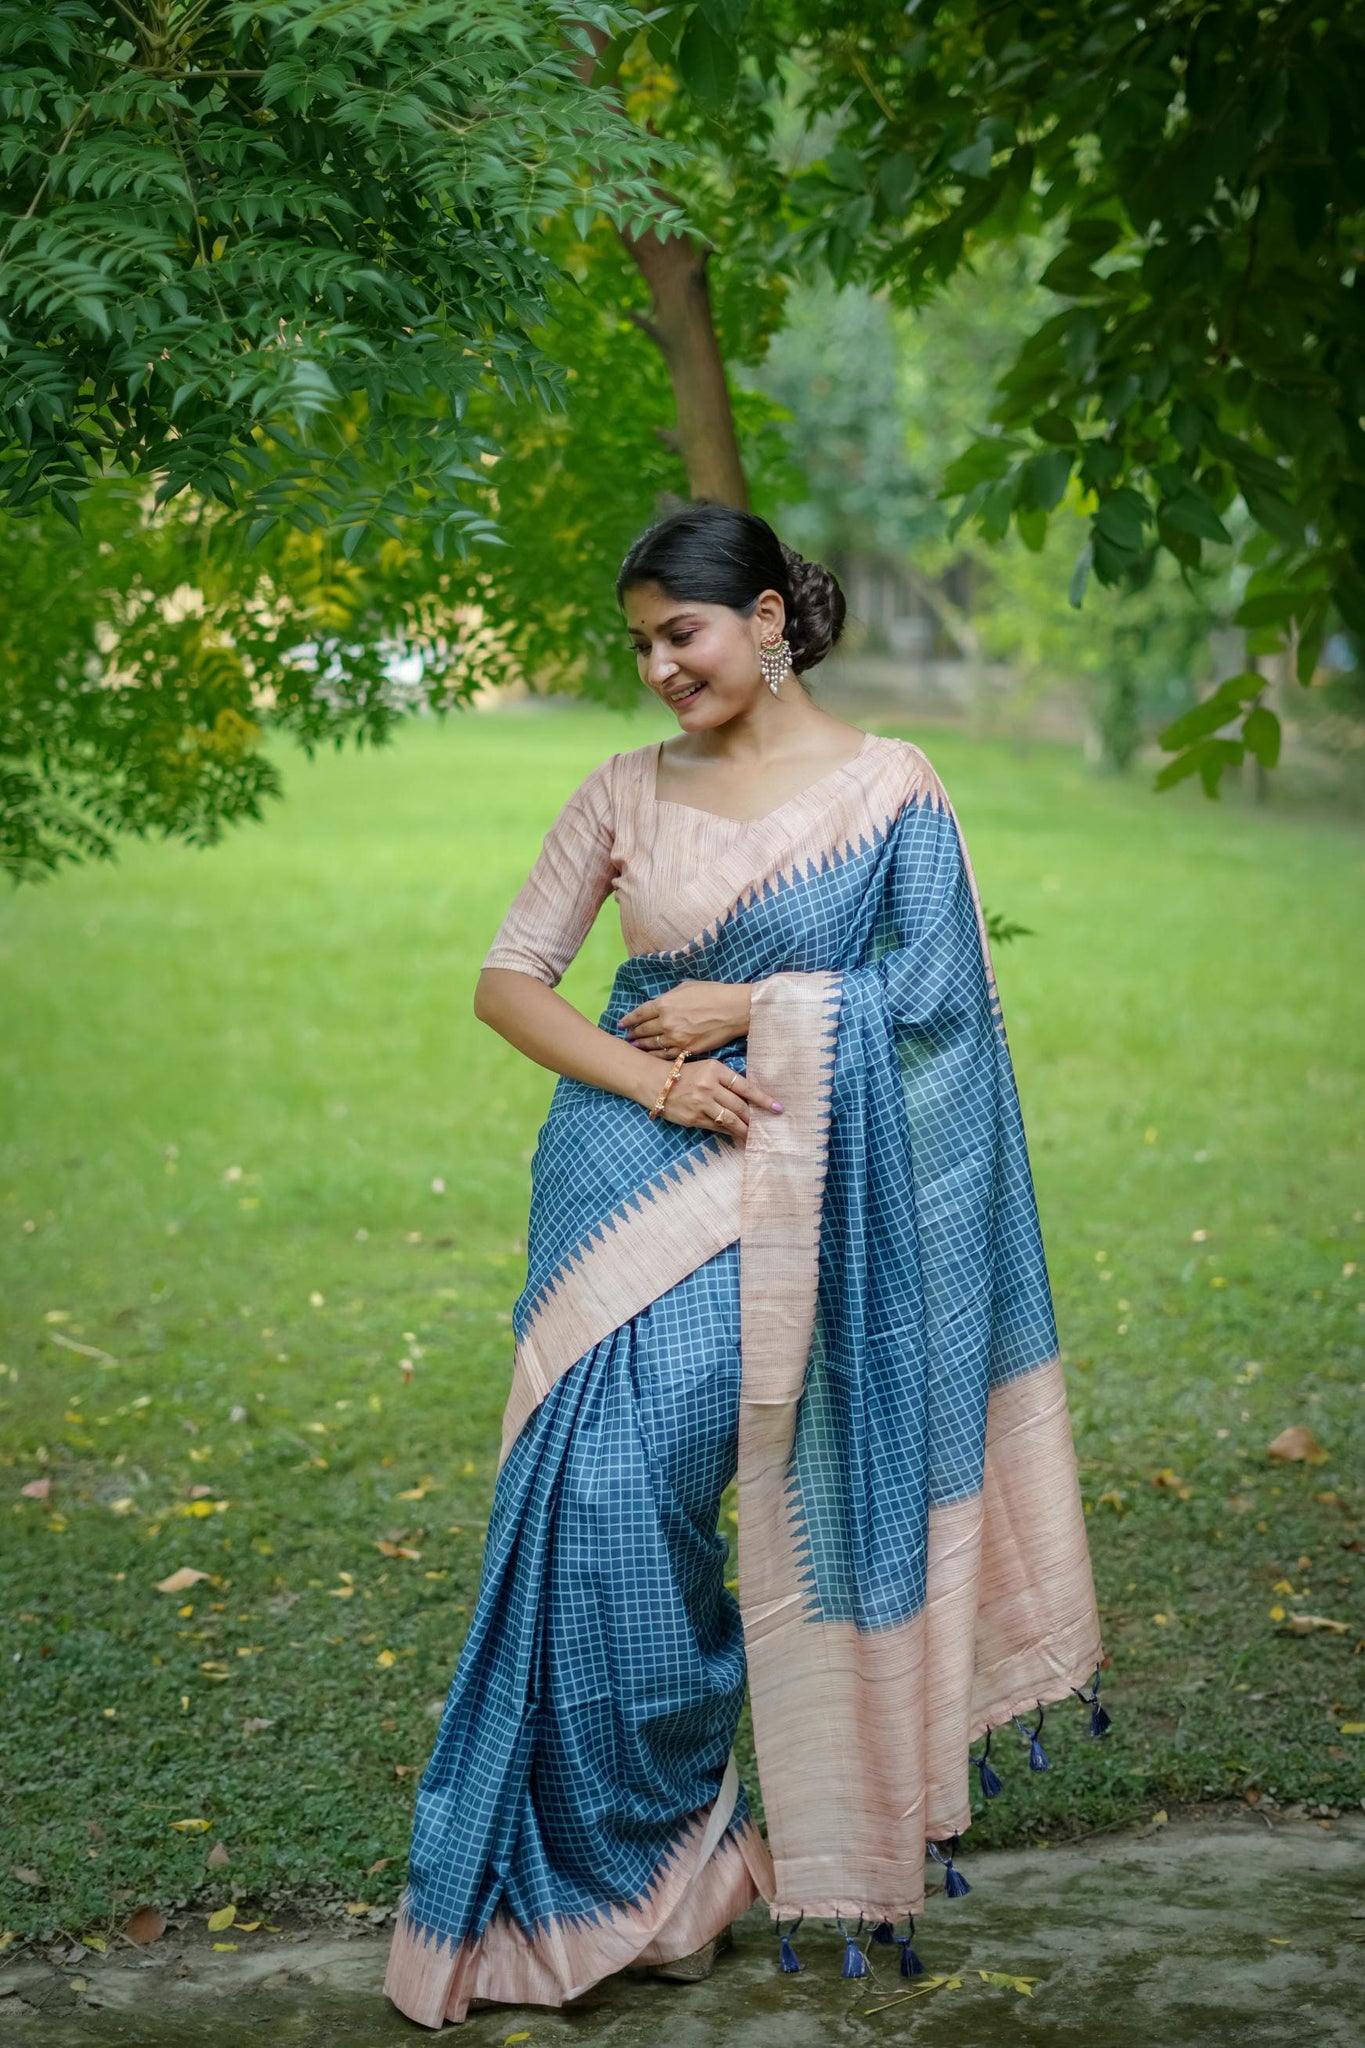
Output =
[{"x1": 672, "y1": 633, "x2": 694, "y2": 647}]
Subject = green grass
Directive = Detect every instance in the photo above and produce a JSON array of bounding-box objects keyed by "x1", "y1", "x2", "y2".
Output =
[{"x1": 2, "y1": 709, "x2": 1362, "y2": 1946}]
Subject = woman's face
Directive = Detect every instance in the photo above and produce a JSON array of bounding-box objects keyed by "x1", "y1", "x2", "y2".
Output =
[{"x1": 623, "y1": 580, "x2": 787, "y2": 729}]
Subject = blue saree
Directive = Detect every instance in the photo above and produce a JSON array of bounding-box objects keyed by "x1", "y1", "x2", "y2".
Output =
[{"x1": 385, "y1": 734, "x2": 1107, "y2": 2025}]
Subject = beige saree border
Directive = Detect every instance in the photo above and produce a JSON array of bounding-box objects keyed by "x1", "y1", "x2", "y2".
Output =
[
  {"x1": 384, "y1": 1798, "x2": 772, "y2": 2028},
  {"x1": 498, "y1": 1140, "x2": 743, "y2": 1467},
  {"x1": 741, "y1": 974, "x2": 1104, "y2": 1921}
]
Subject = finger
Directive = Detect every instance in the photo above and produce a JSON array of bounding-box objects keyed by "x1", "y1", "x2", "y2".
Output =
[
  {"x1": 715, "y1": 1083, "x2": 752, "y2": 1130},
  {"x1": 619, "y1": 1001, "x2": 657, "y2": 1030},
  {"x1": 730, "y1": 1073, "x2": 784, "y2": 1115}
]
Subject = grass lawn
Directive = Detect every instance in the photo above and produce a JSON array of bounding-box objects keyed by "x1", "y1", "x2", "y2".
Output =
[{"x1": 1, "y1": 707, "x2": 1362, "y2": 1949}]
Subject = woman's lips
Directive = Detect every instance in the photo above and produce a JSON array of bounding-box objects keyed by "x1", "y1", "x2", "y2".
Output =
[{"x1": 671, "y1": 681, "x2": 705, "y2": 706}]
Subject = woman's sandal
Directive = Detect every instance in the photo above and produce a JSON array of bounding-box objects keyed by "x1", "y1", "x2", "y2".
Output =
[{"x1": 635, "y1": 1923, "x2": 734, "y2": 1983}]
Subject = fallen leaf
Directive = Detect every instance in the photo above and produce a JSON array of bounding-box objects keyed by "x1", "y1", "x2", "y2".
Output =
[
  {"x1": 1151, "y1": 1810, "x2": 1168, "y2": 1826},
  {"x1": 376, "y1": 1648, "x2": 396, "y2": 1668},
  {"x1": 20, "y1": 1477, "x2": 50, "y2": 1500},
  {"x1": 1338, "y1": 1722, "x2": 1365, "y2": 1735},
  {"x1": 169, "y1": 1818, "x2": 210, "y2": 1834},
  {"x1": 366, "y1": 1857, "x2": 397, "y2": 1876},
  {"x1": 81, "y1": 1935, "x2": 107, "y2": 1954},
  {"x1": 125, "y1": 1907, "x2": 166, "y2": 1945},
  {"x1": 1280, "y1": 1613, "x2": 1349, "y2": 1635},
  {"x1": 1266, "y1": 1426, "x2": 1329, "y2": 1465},
  {"x1": 978, "y1": 1970, "x2": 1040, "y2": 1995},
  {"x1": 241, "y1": 1718, "x2": 275, "y2": 1735},
  {"x1": 212, "y1": 1941, "x2": 238, "y2": 1952},
  {"x1": 206, "y1": 1843, "x2": 230, "y2": 1869},
  {"x1": 0, "y1": 1931, "x2": 16, "y2": 1953},
  {"x1": 345, "y1": 1902, "x2": 371, "y2": 1916},
  {"x1": 14, "y1": 1868, "x2": 44, "y2": 1887},
  {"x1": 235, "y1": 1922, "x2": 261, "y2": 1934},
  {"x1": 157, "y1": 1568, "x2": 210, "y2": 1594},
  {"x1": 375, "y1": 1540, "x2": 422, "y2": 1561},
  {"x1": 207, "y1": 1905, "x2": 236, "y2": 1933}
]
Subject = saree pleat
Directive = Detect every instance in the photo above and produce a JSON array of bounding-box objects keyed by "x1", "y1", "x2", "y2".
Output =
[{"x1": 387, "y1": 734, "x2": 1107, "y2": 2025}]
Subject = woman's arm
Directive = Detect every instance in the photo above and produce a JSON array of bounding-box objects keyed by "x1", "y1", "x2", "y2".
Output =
[
  {"x1": 474, "y1": 968, "x2": 781, "y2": 1140},
  {"x1": 474, "y1": 967, "x2": 665, "y2": 1110}
]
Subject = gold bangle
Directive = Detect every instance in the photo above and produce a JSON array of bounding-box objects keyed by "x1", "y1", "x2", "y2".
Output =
[{"x1": 648, "y1": 1049, "x2": 688, "y2": 1120}]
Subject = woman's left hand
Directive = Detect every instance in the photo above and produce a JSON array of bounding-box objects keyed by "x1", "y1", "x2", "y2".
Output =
[{"x1": 620, "y1": 981, "x2": 752, "y2": 1059}]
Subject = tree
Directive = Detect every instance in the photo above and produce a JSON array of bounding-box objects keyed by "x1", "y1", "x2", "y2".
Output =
[
  {"x1": 0, "y1": 0, "x2": 691, "y2": 876},
  {"x1": 0, "y1": 0, "x2": 676, "y2": 538},
  {"x1": 775, "y1": 0, "x2": 1365, "y2": 793}
]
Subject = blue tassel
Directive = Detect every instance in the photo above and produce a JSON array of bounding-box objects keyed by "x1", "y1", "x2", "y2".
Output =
[
  {"x1": 972, "y1": 1726, "x2": 1003, "y2": 1797},
  {"x1": 871, "y1": 1919, "x2": 897, "y2": 1945},
  {"x1": 927, "y1": 1835, "x2": 972, "y2": 1897},
  {"x1": 899, "y1": 1913, "x2": 924, "y2": 1977},
  {"x1": 836, "y1": 1919, "x2": 870, "y2": 1978},
  {"x1": 1014, "y1": 1705, "x2": 1050, "y2": 1771},
  {"x1": 1073, "y1": 1668, "x2": 1112, "y2": 1737},
  {"x1": 776, "y1": 1911, "x2": 803, "y2": 1973}
]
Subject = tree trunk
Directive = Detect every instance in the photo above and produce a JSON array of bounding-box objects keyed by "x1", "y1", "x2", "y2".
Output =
[
  {"x1": 571, "y1": 24, "x2": 748, "y2": 511},
  {"x1": 621, "y1": 228, "x2": 749, "y2": 510}
]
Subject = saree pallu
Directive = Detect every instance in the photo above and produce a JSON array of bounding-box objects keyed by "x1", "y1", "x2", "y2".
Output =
[{"x1": 386, "y1": 738, "x2": 1107, "y2": 2026}]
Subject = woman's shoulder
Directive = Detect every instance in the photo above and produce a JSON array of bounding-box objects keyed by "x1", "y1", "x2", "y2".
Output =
[
  {"x1": 862, "y1": 731, "x2": 953, "y2": 812},
  {"x1": 553, "y1": 742, "x2": 654, "y2": 826}
]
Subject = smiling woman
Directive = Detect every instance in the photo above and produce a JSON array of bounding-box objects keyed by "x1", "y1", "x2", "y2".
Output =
[{"x1": 383, "y1": 504, "x2": 1109, "y2": 2028}]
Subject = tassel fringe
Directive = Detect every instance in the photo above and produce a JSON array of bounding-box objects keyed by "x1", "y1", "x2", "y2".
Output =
[
  {"x1": 776, "y1": 1911, "x2": 804, "y2": 1973},
  {"x1": 769, "y1": 1667, "x2": 1113, "y2": 1985},
  {"x1": 927, "y1": 1833, "x2": 971, "y2": 1897},
  {"x1": 899, "y1": 1913, "x2": 924, "y2": 1977},
  {"x1": 1012, "y1": 1703, "x2": 1050, "y2": 1771},
  {"x1": 1073, "y1": 1664, "x2": 1113, "y2": 1736},
  {"x1": 836, "y1": 1919, "x2": 871, "y2": 1978}
]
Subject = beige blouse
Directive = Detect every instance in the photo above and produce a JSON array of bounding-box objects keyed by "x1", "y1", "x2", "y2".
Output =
[{"x1": 480, "y1": 731, "x2": 917, "y2": 981}]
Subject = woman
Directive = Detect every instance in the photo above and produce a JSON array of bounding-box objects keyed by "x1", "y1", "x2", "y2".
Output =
[{"x1": 384, "y1": 504, "x2": 1109, "y2": 2029}]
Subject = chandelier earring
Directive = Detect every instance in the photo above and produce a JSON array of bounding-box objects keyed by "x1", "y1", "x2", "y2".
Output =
[{"x1": 759, "y1": 632, "x2": 792, "y2": 695}]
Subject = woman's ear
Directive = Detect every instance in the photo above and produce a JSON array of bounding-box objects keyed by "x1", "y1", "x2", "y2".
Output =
[{"x1": 752, "y1": 588, "x2": 787, "y2": 641}]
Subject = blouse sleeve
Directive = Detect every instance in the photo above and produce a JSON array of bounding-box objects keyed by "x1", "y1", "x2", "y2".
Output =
[{"x1": 479, "y1": 757, "x2": 619, "y2": 988}]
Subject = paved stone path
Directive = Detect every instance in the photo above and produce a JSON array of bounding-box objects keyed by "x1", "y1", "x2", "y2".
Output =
[{"x1": 2, "y1": 1812, "x2": 1361, "y2": 2045}]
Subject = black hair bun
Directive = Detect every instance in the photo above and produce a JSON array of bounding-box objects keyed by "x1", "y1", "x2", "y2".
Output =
[{"x1": 779, "y1": 542, "x2": 846, "y2": 673}]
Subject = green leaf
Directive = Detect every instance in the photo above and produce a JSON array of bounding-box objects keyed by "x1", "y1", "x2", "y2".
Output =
[
  {"x1": 1157, "y1": 672, "x2": 1264, "y2": 750},
  {"x1": 1154, "y1": 737, "x2": 1245, "y2": 798},
  {"x1": 878, "y1": 154, "x2": 920, "y2": 215},
  {"x1": 1158, "y1": 491, "x2": 1231, "y2": 544},
  {"x1": 1234, "y1": 589, "x2": 1304, "y2": 629},
  {"x1": 698, "y1": 0, "x2": 748, "y2": 33},
  {"x1": 941, "y1": 437, "x2": 1020, "y2": 494},
  {"x1": 677, "y1": 11, "x2": 738, "y2": 105},
  {"x1": 1016, "y1": 504, "x2": 1047, "y2": 551},
  {"x1": 1068, "y1": 539, "x2": 1092, "y2": 609},
  {"x1": 1241, "y1": 483, "x2": 1304, "y2": 547},
  {"x1": 1094, "y1": 488, "x2": 1147, "y2": 553},
  {"x1": 1242, "y1": 705, "x2": 1281, "y2": 768},
  {"x1": 1017, "y1": 447, "x2": 1071, "y2": 512}
]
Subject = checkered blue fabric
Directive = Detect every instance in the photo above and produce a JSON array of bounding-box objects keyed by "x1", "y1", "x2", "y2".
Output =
[{"x1": 404, "y1": 794, "x2": 1057, "y2": 1948}]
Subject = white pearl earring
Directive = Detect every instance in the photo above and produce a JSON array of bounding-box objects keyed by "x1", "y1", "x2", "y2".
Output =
[{"x1": 759, "y1": 634, "x2": 791, "y2": 694}]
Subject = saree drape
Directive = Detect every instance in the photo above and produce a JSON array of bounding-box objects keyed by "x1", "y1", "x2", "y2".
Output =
[{"x1": 385, "y1": 734, "x2": 1106, "y2": 2027}]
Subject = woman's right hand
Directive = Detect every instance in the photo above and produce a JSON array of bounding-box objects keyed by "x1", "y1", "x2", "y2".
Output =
[{"x1": 659, "y1": 1060, "x2": 784, "y2": 1145}]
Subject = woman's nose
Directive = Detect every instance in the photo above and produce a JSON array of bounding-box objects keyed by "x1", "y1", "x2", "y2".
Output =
[{"x1": 648, "y1": 647, "x2": 679, "y2": 687}]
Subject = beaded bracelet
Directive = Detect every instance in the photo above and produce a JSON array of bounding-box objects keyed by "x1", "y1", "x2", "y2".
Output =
[{"x1": 648, "y1": 1049, "x2": 688, "y2": 1121}]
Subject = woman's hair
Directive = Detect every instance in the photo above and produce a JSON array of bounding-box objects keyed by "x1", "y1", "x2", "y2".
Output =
[{"x1": 615, "y1": 502, "x2": 846, "y2": 675}]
